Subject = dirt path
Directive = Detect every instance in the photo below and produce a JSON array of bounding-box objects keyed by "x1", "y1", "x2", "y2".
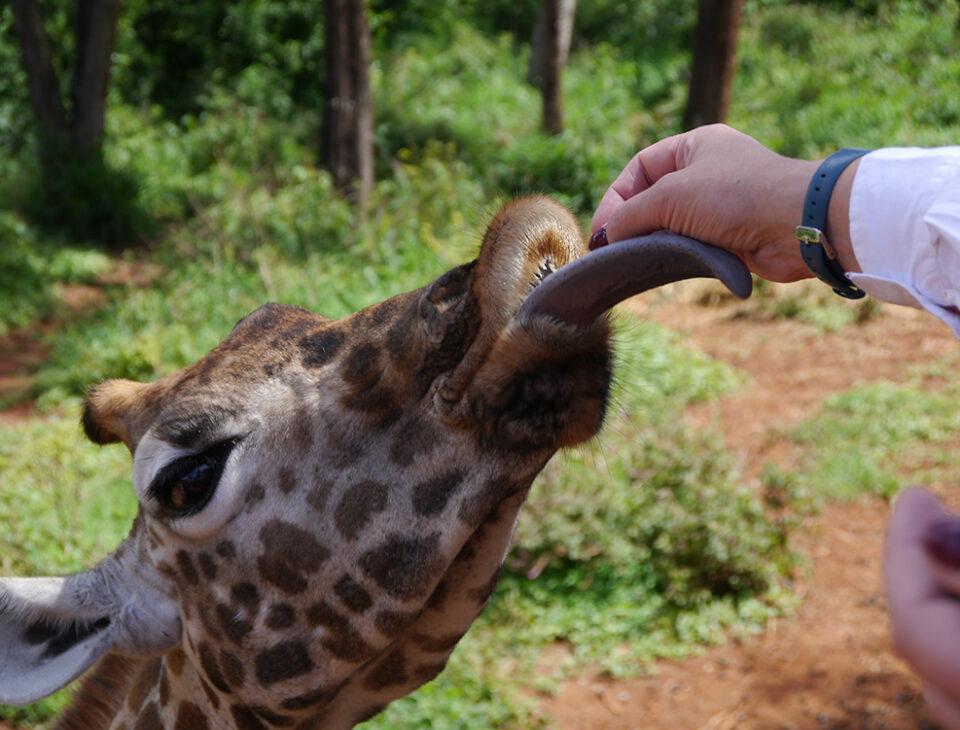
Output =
[{"x1": 540, "y1": 281, "x2": 959, "y2": 730}]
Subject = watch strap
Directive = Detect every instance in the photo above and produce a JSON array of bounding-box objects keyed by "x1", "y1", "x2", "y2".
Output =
[{"x1": 796, "y1": 148, "x2": 869, "y2": 299}]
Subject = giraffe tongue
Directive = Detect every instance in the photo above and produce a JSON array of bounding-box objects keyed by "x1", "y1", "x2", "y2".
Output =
[{"x1": 518, "y1": 233, "x2": 752, "y2": 325}]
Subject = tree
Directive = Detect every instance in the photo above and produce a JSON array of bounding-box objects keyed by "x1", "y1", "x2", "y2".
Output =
[
  {"x1": 321, "y1": 0, "x2": 374, "y2": 204},
  {"x1": 9, "y1": 0, "x2": 121, "y2": 188},
  {"x1": 682, "y1": 0, "x2": 743, "y2": 131},
  {"x1": 529, "y1": 0, "x2": 576, "y2": 136}
]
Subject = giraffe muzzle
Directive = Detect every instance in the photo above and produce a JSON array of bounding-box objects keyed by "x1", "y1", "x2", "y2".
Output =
[{"x1": 518, "y1": 233, "x2": 753, "y2": 325}]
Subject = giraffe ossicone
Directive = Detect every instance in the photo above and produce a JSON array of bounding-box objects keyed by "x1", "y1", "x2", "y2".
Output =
[{"x1": 0, "y1": 196, "x2": 747, "y2": 729}]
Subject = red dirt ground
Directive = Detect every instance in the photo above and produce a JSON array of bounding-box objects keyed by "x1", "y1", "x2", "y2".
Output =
[{"x1": 539, "y1": 281, "x2": 960, "y2": 730}]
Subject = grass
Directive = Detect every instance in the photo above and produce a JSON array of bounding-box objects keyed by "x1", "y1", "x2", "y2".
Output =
[
  {"x1": 2, "y1": 1, "x2": 959, "y2": 726},
  {"x1": 748, "y1": 278, "x2": 885, "y2": 332},
  {"x1": 774, "y1": 373, "x2": 960, "y2": 502}
]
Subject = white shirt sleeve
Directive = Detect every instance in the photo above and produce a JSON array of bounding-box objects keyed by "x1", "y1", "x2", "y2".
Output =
[{"x1": 847, "y1": 147, "x2": 960, "y2": 338}]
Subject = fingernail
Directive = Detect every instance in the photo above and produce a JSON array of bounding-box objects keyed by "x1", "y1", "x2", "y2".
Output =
[
  {"x1": 923, "y1": 520, "x2": 960, "y2": 568},
  {"x1": 589, "y1": 227, "x2": 608, "y2": 251}
]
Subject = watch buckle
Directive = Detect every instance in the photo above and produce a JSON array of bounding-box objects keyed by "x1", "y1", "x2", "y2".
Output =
[{"x1": 795, "y1": 225, "x2": 821, "y2": 244}]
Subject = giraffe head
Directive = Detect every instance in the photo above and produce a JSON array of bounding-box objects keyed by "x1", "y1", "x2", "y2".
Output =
[
  {"x1": 0, "y1": 196, "x2": 750, "y2": 728},
  {"x1": 0, "y1": 197, "x2": 615, "y2": 727}
]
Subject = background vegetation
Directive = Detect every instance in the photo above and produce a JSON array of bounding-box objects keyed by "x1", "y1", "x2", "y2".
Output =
[{"x1": 1, "y1": 0, "x2": 959, "y2": 726}]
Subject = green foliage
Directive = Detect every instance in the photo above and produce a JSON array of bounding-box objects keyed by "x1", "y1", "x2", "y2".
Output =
[
  {"x1": 0, "y1": 212, "x2": 111, "y2": 336},
  {"x1": 786, "y1": 378, "x2": 960, "y2": 500},
  {"x1": 16, "y1": 150, "x2": 155, "y2": 247},
  {"x1": 734, "y1": 2, "x2": 960, "y2": 157},
  {"x1": 32, "y1": 143, "x2": 483, "y2": 403},
  {"x1": 750, "y1": 278, "x2": 884, "y2": 332},
  {"x1": 375, "y1": 24, "x2": 641, "y2": 215},
  {"x1": 488, "y1": 322, "x2": 791, "y2": 675},
  {"x1": 0, "y1": 410, "x2": 135, "y2": 575},
  {"x1": 369, "y1": 640, "x2": 542, "y2": 729}
]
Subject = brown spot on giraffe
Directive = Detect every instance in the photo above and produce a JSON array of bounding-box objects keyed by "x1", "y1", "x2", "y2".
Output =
[
  {"x1": 198, "y1": 641, "x2": 231, "y2": 694},
  {"x1": 254, "y1": 640, "x2": 314, "y2": 686},
  {"x1": 359, "y1": 533, "x2": 443, "y2": 601},
  {"x1": 174, "y1": 700, "x2": 210, "y2": 730},
  {"x1": 256, "y1": 520, "x2": 330, "y2": 594},
  {"x1": 333, "y1": 480, "x2": 389, "y2": 540},
  {"x1": 333, "y1": 574, "x2": 373, "y2": 614},
  {"x1": 364, "y1": 648, "x2": 407, "y2": 691},
  {"x1": 216, "y1": 602, "x2": 253, "y2": 644},
  {"x1": 305, "y1": 601, "x2": 375, "y2": 662},
  {"x1": 265, "y1": 602, "x2": 296, "y2": 629},
  {"x1": 175, "y1": 550, "x2": 200, "y2": 586},
  {"x1": 219, "y1": 649, "x2": 245, "y2": 689},
  {"x1": 166, "y1": 649, "x2": 186, "y2": 676},
  {"x1": 412, "y1": 469, "x2": 466, "y2": 516},
  {"x1": 298, "y1": 328, "x2": 345, "y2": 369},
  {"x1": 230, "y1": 583, "x2": 261, "y2": 611},
  {"x1": 197, "y1": 552, "x2": 218, "y2": 581}
]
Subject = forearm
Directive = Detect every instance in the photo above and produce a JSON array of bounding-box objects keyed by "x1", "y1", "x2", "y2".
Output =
[{"x1": 844, "y1": 147, "x2": 960, "y2": 337}]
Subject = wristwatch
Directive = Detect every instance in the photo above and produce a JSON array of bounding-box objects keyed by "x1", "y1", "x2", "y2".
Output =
[{"x1": 795, "y1": 148, "x2": 869, "y2": 299}]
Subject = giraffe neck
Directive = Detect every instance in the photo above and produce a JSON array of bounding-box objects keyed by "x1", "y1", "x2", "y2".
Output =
[
  {"x1": 52, "y1": 655, "x2": 145, "y2": 730},
  {"x1": 99, "y1": 651, "x2": 222, "y2": 730}
]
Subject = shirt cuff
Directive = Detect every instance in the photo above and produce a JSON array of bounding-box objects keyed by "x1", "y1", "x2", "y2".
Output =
[{"x1": 848, "y1": 147, "x2": 960, "y2": 338}]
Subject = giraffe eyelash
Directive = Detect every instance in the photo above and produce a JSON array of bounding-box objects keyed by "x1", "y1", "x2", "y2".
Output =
[{"x1": 147, "y1": 439, "x2": 239, "y2": 517}]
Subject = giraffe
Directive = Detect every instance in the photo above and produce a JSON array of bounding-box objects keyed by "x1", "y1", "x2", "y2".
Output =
[{"x1": 0, "y1": 196, "x2": 750, "y2": 729}]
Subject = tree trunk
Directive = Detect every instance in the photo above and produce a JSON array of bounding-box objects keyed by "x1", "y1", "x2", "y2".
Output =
[
  {"x1": 73, "y1": 0, "x2": 122, "y2": 157},
  {"x1": 8, "y1": 0, "x2": 69, "y2": 161},
  {"x1": 321, "y1": 0, "x2": 374, "y2": 204},
  {"x1": 682, "y1": 0, "x2": 743, "y2": 131},
  {"x1": 9, "y1": 0, "x2": 119, "y2": 193},
  {"x1": 530, "y1": 0, "x2": 576, "y2": 136}
]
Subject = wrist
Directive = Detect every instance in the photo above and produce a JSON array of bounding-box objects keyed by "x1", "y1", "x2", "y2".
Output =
[
  {"x1": 758, "y1": 157, "x2": 820, "y2": 281},
  {"x1": 825, "y1": 159, "x2": 861, "y2": 274}
]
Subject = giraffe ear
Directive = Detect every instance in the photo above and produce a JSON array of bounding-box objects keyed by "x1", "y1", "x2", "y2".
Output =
[
  {"x1": 82, "y1": 379, "x2": 149, "y2": 447},
  {"x1": 0, "y1": 575, "x2": 118, "y2": 704}
]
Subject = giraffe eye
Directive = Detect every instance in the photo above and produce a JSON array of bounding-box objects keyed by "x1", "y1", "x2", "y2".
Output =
[{"x1": 150, "y1": 440, "x2": 237, "y2": 516}]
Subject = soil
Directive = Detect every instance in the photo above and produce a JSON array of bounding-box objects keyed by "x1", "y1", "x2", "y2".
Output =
[
  {"x1": 539, "y1": 281, "x2": 960, "y2": 730},
  {"x1": 0, "y1": 328, "x2": 49, "y2": 421}
]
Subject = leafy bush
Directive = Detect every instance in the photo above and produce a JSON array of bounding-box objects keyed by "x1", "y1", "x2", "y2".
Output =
[
  {"x1": 0, "y1": 212, "x2": 111, "y2": 336},
  {"x1": 487, "y1": 321, "x2": 792, "y2": 675},
  {"x1": 760, "y1": 5, "x2": 817, "y2": 55},
  {"x1": 787, "y1": 379, "x2": 960, "y2": 499},
  {"x1": 735, "y1": 2, "x2": 960, "y2": 157},
  {"x1": 375, "y1": 24, "x2": 642, "y2": 215}
]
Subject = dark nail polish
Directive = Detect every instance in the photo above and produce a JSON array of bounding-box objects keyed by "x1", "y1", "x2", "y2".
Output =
[
  {"x1": 923, "y1": 520, "x2": 960, "y2": 568},
  {"x1": 589, "y1": 227, "x2": 608, "y2": 251}
]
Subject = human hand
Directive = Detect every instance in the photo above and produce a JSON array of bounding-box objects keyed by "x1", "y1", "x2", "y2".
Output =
[
  {"x1": 590, "y1": 124, "x2": 861, "y2": 283},
  {"x1": 885, "y1": 487, "x2": 960, "y2": 729}
]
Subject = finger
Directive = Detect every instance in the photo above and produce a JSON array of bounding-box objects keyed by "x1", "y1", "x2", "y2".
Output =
[
  {"x1": 602, "y1": 180, "x2": 678, "y2": 244},
  {"x1": 925, "y1": 683, "x2": 960, "y2": 730},
  {"x1": 926, "y1": 518, "x2": 960, "y2": 596},
  {"x1": 591, "y1": 134, "x2": 687, "y2": 233},
  {"x1": 885, "y1": 488, "x2": 960, "y2": 696},
  {"x1": 885, "y1": 488, "x2": 947, "y2": 607}
]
